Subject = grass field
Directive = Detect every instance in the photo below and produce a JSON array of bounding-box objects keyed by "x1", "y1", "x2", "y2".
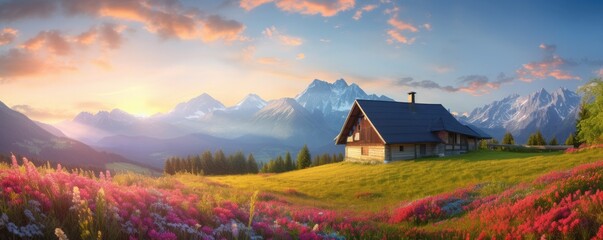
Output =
[
  {"x1": 208, "y1": 149, "x2": 603, "y2": 211},
  {"x1": 105, "y1": 161, "x2": 161, "y2": 176}
]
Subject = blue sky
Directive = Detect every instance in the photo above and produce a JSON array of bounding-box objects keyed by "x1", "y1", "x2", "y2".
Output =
[{"x1": 0, "y1": 0, "x2": 602, "y2": 122}]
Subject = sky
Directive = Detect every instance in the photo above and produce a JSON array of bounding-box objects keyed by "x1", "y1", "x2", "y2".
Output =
[{"x1": 0, "y1": 0, "x2": 602, "y2": 123}]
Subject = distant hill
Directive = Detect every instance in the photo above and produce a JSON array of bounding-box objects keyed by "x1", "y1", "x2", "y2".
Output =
[
  {"x1": 459, "y1": 88, "x2": 581, "y2": 143},
  {"x1": 0, "y1": 100, "x2": 133, "y2": 169}
]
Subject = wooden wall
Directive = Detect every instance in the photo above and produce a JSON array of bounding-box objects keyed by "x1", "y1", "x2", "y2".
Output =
[
  {"x1": 346, "y1": 116, "x2": 383, "y2": 145},
  {"x1": 388, "y1": 144, "x2": 416, "y2": 160},
  {"x1": 345, "y1": 145, "x2": 386, "y2": 163}
]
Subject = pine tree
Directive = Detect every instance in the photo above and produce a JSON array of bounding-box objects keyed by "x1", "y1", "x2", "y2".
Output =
[
  {"x1": 232, "y1": 151, "x2": 247, "y2": 174},
  {"x1": 247, "y1": 154, "x2": 259, "y2": 174},
  {"x1": 200, "y1": 151, "x2": 214, "y2": 175},
  {"x1": 337, "y1": 153, "x2": 344, "y2": 162},
  {"x1": 536, "y1": 130, "x2": 546, "y2": 145},
  {"x1": 284, "y1": 152, "x2": 294, "y2": 171},
  {"x1": 502, "y1": 132, "x2": 515, "y2": 145},
  {"x1": 214, "y1": 150, "x2": 227, "y2": 175},
  {"x1": 296, "y1": 144, "x2": 311, "y2": 169},
  {"x1": 549, "y1": 137, "x2": 558, "y2": 146},
  {"x1": 164, "y1": 158, "x2": 175, "y2": 175},
  {"x1": 575, "y1": 102, "x2": 589, "y2": 146},
  {"x1": 565, "y1": 133, "x2": 576, "y2": 147}
]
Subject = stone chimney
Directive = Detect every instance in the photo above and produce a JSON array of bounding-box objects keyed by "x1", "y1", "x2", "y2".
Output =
[{"x1": 408, "y1": 91, "x2": 416, "y2": 104}]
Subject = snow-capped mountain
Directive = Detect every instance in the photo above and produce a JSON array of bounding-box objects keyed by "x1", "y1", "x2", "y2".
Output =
[
  {"x1": 251, "y1": 98, "x2": 332, "y2": 144},
  {"x1": 56, "y1": 109, "x2": 185, "y2": 144},
  {"x1": 228, "y1": 94, "x2": 267, "y2": 111},
  {"x1": 167, "y1": 93, "x2": 226, "y2": 120},
  {"x1": 74, "y1": 109, "x2": 139, "y2": 129},
  {"x1": 295, "y1": 79, "x2": 393, "y2": 129},
  {"x1": 463, "y1": 88, "x2": 581, "y2": 144}
]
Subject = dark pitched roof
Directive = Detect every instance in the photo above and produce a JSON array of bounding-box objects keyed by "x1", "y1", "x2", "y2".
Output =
[
  {"x1": 336, "y1": 100, "x2": 489, "y2": 144},
  {"x1": 464, "y1": 124, "x2": 492, "y2": 139}
]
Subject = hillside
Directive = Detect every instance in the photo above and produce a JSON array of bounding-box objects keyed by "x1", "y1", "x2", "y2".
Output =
[
  {"x1": 2, "y1": 149, "x2": 603, "y2": 239},
  {"x1": 210, "y1": 149, "x2": 603, "y2": 210},
  {"x1": 0, "y1": 100, "x2": 134, "y2": 169}
]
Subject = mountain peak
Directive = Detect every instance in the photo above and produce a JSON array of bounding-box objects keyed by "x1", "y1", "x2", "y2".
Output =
[
  {"x1": 333, "y1": 79, "x2": 348, "y2": 88},
  {"x1": 233, "y1": 93, "x2": 267, "y2": 110}
]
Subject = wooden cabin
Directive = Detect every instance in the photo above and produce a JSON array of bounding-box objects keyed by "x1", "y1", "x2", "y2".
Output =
[{"x1": 334, "y1": 92, "x2": 491, "y2": 163}]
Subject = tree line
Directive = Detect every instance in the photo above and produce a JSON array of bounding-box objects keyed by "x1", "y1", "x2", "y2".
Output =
[
  {"x1": 164, "y1": 150, "x2": 259, "y2": 175},
  {"x1": 260, "y1": 145, "x2": 344, "y2": 174}
]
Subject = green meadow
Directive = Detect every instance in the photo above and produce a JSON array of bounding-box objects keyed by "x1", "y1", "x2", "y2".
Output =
[{"x1": 206, "y1": 149, "x2": 603, "y2": 211}]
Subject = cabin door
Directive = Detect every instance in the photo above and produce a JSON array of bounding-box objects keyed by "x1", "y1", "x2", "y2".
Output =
[{"x1": 419, "y1": 144, "x2": 426, "y2": 155}]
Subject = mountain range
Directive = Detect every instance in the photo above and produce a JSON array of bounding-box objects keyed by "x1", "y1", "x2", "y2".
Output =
[
  {"x1": 52, "y1": 79, "x2": 391, "y2": 168},
  {"x1": 458, "y1": 88, "x2": 581, "y2": 144},
  {"x1": 2, "y1": 78, "x2": 583, "y2": 169}
]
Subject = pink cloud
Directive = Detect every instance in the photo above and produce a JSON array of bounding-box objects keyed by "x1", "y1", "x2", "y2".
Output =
[
  {"x1": 0, "y1": 48, "x2": 74, "y2": 82},
  {"x1": 388, "y1": 18, "x2": 418, "y2": 32},
  {"x1": 353, "y1": 4, "x2": 378, "y2": 20},
  {"x1": 0, "y1": 28, "x2": 18, "y2": 45},
  {"x1": 386, "y1": 12, "x2": 418, "y2": 45},
  {"x1": 262, "y1": 26, "x2": 303, "y2": 46},
  {"x1": 1, "y1": 0, "x2": 245, "y2": 42},
  {"x1": 240, "y1": 0, "x2": 273, "y2": 11},
  {"x1": 422, "y1": 23, "x2": 432, "y2": 31},
  {"x1": 597, "y1": 68, "x2": 603, "y2": 78},
  {"x1": 241, "y1": 0, "x2": 355, "y2": 17},
  {"x1": 516, "y1": 54, "x2": 580, "y2": 82},
  {"x1": 21, "y1": 30, "x2": 72, "y2": 56}
]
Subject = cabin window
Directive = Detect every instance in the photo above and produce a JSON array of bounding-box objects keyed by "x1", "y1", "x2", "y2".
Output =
[
  {"x1": 361, "y1": 147, "x2": 369, "y2": 155},
  {"x1": 399, "y1": 146, "x2": 404, "y2": 152}
]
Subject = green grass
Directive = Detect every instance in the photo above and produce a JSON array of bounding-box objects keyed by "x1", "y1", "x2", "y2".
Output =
[
  {"x1": 209, "y1": 149, "x2": 603, "y2": 211},
  {"x1": 105, "y1": 162, "x2": 161, "y2": 176}
]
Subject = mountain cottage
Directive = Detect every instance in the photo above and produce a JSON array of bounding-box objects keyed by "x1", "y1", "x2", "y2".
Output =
[{"x1": 335, "y1": 92, "x2": 491, "y2": 163}]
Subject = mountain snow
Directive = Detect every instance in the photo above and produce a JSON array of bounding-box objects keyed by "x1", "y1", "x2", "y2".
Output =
[
  {"x1": 463, "y1": 87, "x2": 581, "y2": 143},
  {"x1": 228, "y1": 94, "x2": 267, "y2": 111},
  {"x1": 295, "y1": 79, "x2": 393, "y2": 114}
]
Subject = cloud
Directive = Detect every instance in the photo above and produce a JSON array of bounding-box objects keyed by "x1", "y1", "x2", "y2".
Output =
[
  {"x1": 21, "y1": 30, "x2": 72, "y2": 55},
  {"x1": 388, "y1": 17, "x2": 418, "y2": 32},
  {"x1": 1, "y1": 25, "x2": 126, "y2": 82},
  {"x1": 0, "y1": 28, "x2": 18, "y2": 45},
  {"x1": 319, "y1": 38, "x2": 331, "y2": 43},
  {"x1": 516, "y1": 44, "x2": 580, "y2": 82},
  {"x1": 386, "y1": 10, "x2": 418, "y2": 45},
  {"x1": 296, "y1": 53, "x2": 305, "y2": 60},
  {"x1": 433, "y1": 65, "x2": 453, "y2": 74},
  {"x1": 240, "y1": 0, "x2": 273, "y2": 10},
  {"x1": 353, "y1": 4, "x2": 378, "y2": 20},
  {"x1": 201, "y1": 15, "x2": 246, "y2": 42},
  {"x1": 597, "y1": 68, "x2": 603, "y2": 78},
  {"x1": 240, "y1": 0, "x2": 355, "y2": 17},
  {"x1": 396, "y1": 73, "x2": 515, "y2": 96},
  {"x1": 11, "y1": 104, "x2": 73, "y2": 122},
  {"x1": 539, "y1": 43, "x2": 556, "y2": 52},
  {"x1": 262, "y1": 26, "x2": 303, "y2": 46},
  {"x1": 422, "y1": 23, "x2": 432, "y2": 31},
  {"x1": 74, "y1": 22, "x2": 126, "y2": 49},
  {"x1": 98, "y1": 22, "x2": 125, "y2": 49},
  {"x1": 0, "y1": 0, "x2": 245, "y2": 42},
  {"x1": 0, "y1": 48, "x2": 73, "y2": 82},
  {"x1": 257, "y1": 57, "x2": 282, "y2": 65},
  {"x1": 0, "y1": 0, "x2": 57, "y2": 22}
]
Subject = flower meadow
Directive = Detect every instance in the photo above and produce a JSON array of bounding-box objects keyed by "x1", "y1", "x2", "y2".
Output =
[{"x1": 1, "y1": 152, "x2": 603, "y2": 239}]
